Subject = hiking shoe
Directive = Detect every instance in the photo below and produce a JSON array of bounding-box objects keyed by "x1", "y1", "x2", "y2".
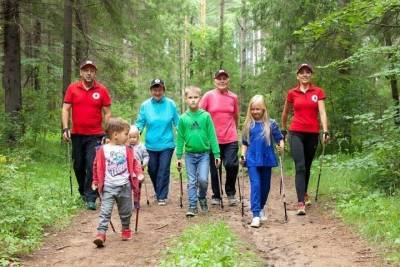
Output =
[
  {"x1": 259, "y1": 210, "x2": 268, "y2": 222},
  {"x1": 210, "y1": 198, "x2": 221, "y2": 205},
  {"x1": 186, "y1": 207, "x2": 198, "y2": 217},
  {"x1": 121, "y1": 229, "x2": 132, "y2": 241},
  {"x1": 93, "y1": 232, "x2": 106, "y2": 247},
  {"x1": 199, "y1": 198, "x2": 209, "y2": 212},
  {"x1": 250, "y1": 217, "x2": 261, "y2": 228},
  {"x1": 87, "y1": 201, "x2": 96, "y2": 210},
  {"x1": 227, "y1": 196, "x2": 238, "y2": 206},
  {"x1": 304, "y1": 193, "x2": 312, "y2": 206},
  {"x1": 297, "y1": 202, "x2": 306, "y2": 215},
  {"x1": 158, "y1": 199, "x2": 167, "y2": 206}
]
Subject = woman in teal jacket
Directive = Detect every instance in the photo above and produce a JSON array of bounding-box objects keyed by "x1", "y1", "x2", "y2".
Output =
[{"x1": 135, "y1": 79, "x2": 180, "y2": 205}]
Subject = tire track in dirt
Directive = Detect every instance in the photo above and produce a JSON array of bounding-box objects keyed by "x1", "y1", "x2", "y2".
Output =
[{"x1": 22, "y1": 174, "x2": 387, "y2": 266}]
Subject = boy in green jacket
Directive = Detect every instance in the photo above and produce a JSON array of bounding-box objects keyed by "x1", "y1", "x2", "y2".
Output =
[{"x1": 176, "y1": 86, "x2": 221, "y2": 217}]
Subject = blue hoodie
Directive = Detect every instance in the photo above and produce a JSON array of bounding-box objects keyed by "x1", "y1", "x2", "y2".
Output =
[{"x1": 135, "y1": 96, "x2": 180, "y2": 151}]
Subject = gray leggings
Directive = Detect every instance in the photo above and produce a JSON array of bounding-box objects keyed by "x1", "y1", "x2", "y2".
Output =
[
  {"x1": 289, "y1": 131, "x2": 319, "y2": 203},
  {"x1": 97, "y1": 183, "x2": 132, "y2": 233}
]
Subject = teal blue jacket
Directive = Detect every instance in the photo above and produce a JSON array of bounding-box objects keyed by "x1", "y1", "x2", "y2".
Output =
[{"x1": 135, "y1": 96, "x2": 180, "y2": 151}]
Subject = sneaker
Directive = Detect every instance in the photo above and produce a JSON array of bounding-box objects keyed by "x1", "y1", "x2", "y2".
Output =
[
  {"x1": 227, "y1": 196, "x2": 238, "y2": 206},
  {"x1": 199, "y1": 198, "x2": 209, "y2": 212},
  {"x1": 297, "y1": 202, "x2": 306, "y2": 215},
  {"x1": 250, "y1": 217, "x2": 261, "y2": 228},
  {"x1": 210, "y1": 198, "x2": 221, "y2": 205},
  {"x1": 87, "y1": 201, "x2": 96, "y2": 210},
  {"x1": 186, "y1": 207, "x2": 198, "y2": 217},
  {"x1": 304, "y1": 193, "x2": 312, "y2": 206},
  {"x1": 121, "y1": 228, "x2": 132, "y2": 241},
  {"x1": 93, "y1": 232, "x2": 106, "y2": 247},
  {"x1": 158, "y1": 199, "x2": 167, "y2": 206},
  {"x1": 259, "y1": 210, "x2": 268, "y2": 222}
]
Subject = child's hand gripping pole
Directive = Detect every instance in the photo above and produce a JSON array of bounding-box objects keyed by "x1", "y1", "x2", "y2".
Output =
[{"x1": 177, "y1": 161, "x2": 183, "y2": 208}]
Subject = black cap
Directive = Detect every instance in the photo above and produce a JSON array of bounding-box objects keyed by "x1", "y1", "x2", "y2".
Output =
[
  {"x1": 80, "y1": 60, "x2": 97, "y2": 70},
  {"x1": 150, "y1": 78, "x2": 165, "y2": 88},
  {"x1": 296, "y1": 63, "x2": 313, "y2": 73},
  {"x1": 214, "y1": 69, "x2": 229, "y2": 78}
]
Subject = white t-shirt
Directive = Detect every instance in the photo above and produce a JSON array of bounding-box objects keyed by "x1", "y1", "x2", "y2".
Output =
[{"x1": 103, "y1": 144, "x2": 130, "y2": 187}]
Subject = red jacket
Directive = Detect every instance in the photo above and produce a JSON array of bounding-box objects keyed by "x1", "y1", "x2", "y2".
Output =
[{"x1": 92, "y1": 145, "x2": 142, "y2": 203}]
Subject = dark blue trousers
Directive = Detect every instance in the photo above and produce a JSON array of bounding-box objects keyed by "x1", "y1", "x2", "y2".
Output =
[{"x1": 147, "y1": 148, "x2": 174, "y2": 200}]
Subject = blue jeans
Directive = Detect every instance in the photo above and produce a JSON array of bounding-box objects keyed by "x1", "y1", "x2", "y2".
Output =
[
  {"x1": 147, "y1": 148, "x2": 174, "y2": 200},
  {"x1": 184, "y1": 152, "x2": 210, "y2": 208},
  {"x1": 248, "y1": 166, "x2": 272, "y2": 217}
]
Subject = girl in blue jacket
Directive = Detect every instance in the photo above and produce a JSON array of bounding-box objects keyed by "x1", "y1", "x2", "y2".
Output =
[{"x1": 241, "y1": 95, "x2": 284, "y2": 228}]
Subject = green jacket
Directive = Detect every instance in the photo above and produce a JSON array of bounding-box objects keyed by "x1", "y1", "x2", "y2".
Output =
[{"x1": 176, "y1": 109, "x2": 220, "y2": 159}]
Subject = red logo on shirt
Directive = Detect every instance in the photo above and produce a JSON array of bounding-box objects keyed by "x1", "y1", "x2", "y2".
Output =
[
  {"x1": 311, "y1": 95, "x2": 318, "y2": 102},
  {"x1": 92, "y1": 92, "x2": 100, "y2": 100}
]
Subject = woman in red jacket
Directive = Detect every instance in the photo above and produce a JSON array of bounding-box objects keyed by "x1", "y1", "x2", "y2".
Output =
[{"x1": 281, "y1": 63, "x2": 329, "y2": 215}]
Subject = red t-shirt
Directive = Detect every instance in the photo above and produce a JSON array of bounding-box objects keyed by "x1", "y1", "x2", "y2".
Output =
[
  {"x1": 64, "y1": 80, "x2": 111, "y2": 135},
  {"x1": 286, "y1": 84, "x2": 325, "y2": 133}
]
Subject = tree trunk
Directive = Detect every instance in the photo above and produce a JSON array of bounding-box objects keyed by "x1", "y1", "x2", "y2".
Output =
[
  {"x1": 382, "y1": 13, "x2": 400, "y2": 124},
  {"x1": 4, "y1": 0, "x2": 22, "y2": 141},
  {"x1": 74, "y1": 0, "x2": 88, "y2": 77},
  {"x1": 33, "y1": 19, "x2": 41, "y2": 91},
  {"x1": 218, "y1": 0, "x2": 225, "y2": 68},
  {"x1": 239, "y1": 0, "x2": 247, "y2": 113},
  {"x1": 63, "y1": 0, "x2": 73, "y2": 97}
]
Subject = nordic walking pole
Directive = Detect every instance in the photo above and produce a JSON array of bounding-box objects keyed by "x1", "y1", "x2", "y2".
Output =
[
  {"x1": 278, "y1": 153, "x2": 288, "y2": 222},
  {"x1": 97, "y1": 192, "x2": 116, "y2": 232},
  {"x1": 218, "y1": 166, "x2": 224, "y2": 196},
  {"x1": 134, "y1": 183, "x2": 142, "y2": 233},
  {"x1": 315, "y1": 142, "x2": 326, "y2": 202},
  {"x1": 141, "y1": 161, "x2": 150, "y2": 206},
  {"x1": 177, "y1": 162, "x2": 183, "y2": 208},
  {"x1": 66, "y1": 139, "x2": 73, "y2": 196},
  {"x1": 239, "y1": 156, "x2": 245, "y2": 217},
  {"x1": 217, "y1": 164, "x2": 224, "y2": 210}
]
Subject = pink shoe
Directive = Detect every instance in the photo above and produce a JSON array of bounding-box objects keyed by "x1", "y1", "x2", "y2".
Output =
[
  {"x1": 93, "y1": 232, "x2": 106, "y2": 247},
  {"x1": 121, "y1": 228, "x2": 132, "y2": 241}
]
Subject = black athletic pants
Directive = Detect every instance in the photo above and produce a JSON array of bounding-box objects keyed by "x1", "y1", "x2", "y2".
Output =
[
  {"x1": 289, "y1": 131, "x2": 319, "y2": 203},
  {"x1": 209, "y1": 141, "x2": 239, "y2": 199},
  {"x1": 71, "y1": 134, "x2": 103, "y2": 202}
]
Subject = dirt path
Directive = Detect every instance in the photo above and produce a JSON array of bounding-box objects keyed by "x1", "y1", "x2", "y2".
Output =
[{"x1": 22, "y1": 174, "x2": 387, "y2": 267}]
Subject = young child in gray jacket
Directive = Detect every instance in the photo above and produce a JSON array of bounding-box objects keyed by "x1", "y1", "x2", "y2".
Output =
[{"x1": 127, "y1": 125, "x2": 149, "y2": 168}]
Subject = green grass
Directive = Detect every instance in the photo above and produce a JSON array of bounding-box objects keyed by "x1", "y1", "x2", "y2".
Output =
[
  {"x1": 0, "y1": 136, "x2": 82, "y2": 266},
  {"x1": 160, "y1": 221, "x2": 263, "y2": 267},
  {"x1": 305, "y1": 155, "x2": 400, "y2": 263}
]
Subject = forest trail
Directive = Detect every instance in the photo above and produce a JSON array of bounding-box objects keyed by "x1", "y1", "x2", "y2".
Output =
[{"x1": 22, "y1": 172, "x2": 386, "y2": 267}]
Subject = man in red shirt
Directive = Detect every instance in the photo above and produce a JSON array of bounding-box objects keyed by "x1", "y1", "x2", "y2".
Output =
[{"x1": 61, "y1": 60, "x2": 111, "y2": 210}]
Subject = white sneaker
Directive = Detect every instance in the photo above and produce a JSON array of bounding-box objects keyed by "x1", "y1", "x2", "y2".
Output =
[
  {"x1": 259, "y1": 210, "x2": 268, "y2": 222},
  {"x1": 250, "y1": 217, "x2": 261, "y2": 228}
]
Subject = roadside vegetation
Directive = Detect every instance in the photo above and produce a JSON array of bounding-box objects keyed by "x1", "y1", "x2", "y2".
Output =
[
  {"x1": 160, "y1": 221, "x2": 263, "y2": 267},
  {"x1": 0, "y1": 136, "x2": 81, "y2": 265}
]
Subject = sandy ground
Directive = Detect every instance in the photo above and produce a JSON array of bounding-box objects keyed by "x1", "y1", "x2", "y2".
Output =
[{"x1": 21, "y1": 172, "x2": 388, "y2": 267}]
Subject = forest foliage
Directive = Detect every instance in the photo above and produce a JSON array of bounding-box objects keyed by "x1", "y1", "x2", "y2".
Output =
[{"x1": 0, "y1": 0, "x2": 399, "y2": 264}]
